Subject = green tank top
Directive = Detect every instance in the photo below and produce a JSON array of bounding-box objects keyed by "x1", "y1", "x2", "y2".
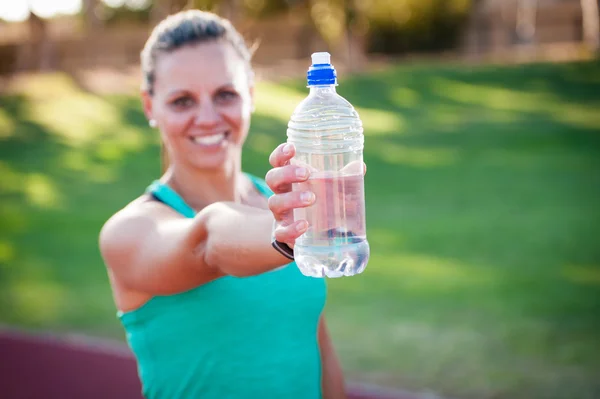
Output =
[{"x1": 117, "y1": 174, "x2": 327, "y2": 399}]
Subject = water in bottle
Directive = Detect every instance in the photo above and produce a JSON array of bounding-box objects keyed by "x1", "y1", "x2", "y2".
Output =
[{"x1": 287, "y1": 52, "x2": 370, "y2": 278}]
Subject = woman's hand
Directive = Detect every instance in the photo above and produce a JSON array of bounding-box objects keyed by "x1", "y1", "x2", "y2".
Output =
[{"x1": 265, "y1": 143, "x2": 315, "y2": 247}]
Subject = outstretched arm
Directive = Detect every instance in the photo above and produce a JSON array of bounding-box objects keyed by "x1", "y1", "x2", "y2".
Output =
[
  {"x1": 99, "y1": 200, "x2": 304, "y2": 295},
  {"x1": 99, "y1": 143, "x2": 315, "y2": 295}
]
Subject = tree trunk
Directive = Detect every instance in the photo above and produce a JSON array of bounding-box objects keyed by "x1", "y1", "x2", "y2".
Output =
[
  {"x1": 19, "y1": 5, "x2": 55, "y2": 72},
  {"x1": 82, "y1": 0, "x2": 102, "y2": 32},
  {"x1": 581, "y1": 0, "x2": 600, "y2": 52},
  {"x1": 515, "y1": 0, "x2": 537, "y2": 45},
  {"x1": 295, "y1": 1, "x2": 319, "y2": 59},
  {"x1": 218, "y1": 0, "x2": 239, "y2": 24},
  {"x1": 151, "y1": 0, "x2": 190, "y2": 24}
]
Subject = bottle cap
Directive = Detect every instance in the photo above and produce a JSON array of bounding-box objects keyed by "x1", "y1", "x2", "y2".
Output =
[
  {"x1": 307, "y1": 52, "x2": 337, "y2": 86},
  {"x1": 311, "y1": 52, "x2": 331, "y2": 65}
]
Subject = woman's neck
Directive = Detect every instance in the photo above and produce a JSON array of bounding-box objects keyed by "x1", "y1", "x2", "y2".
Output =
[{"x1": 161, "y1": 161, "x2": 251, "y2": 211}]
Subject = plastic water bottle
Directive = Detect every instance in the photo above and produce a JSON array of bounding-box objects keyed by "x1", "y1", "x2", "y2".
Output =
[{"x1": 287, "y1": 52, "x2": 370, "y2": 278}]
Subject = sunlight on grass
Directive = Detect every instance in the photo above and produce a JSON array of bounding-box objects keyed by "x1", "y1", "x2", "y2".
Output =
[
  {"x1": 246, "y1": 130, "x2": 279, "y2": 155},
  {"x1": 59, "y1": 150, "x2": 117, "y2": 183},
  {"x1": 367, "y1": 228, "x2": 407, "y2": 248},
  {"x1": 10, "y1": 73, "x2": 81, "y2": 98},
  {"x1": 562, "y1": 265, "x2": 600, "y2": 286},
  {"x1": 554, "y1": 106, "x2": 600, "y2": 130},
  {"x1": 9, "y1": 277, "x2": 67, "y2": 325},
  {"x1": 0, "y1": 107, "x2": 15, "y2": 138},
  {"x1": 0, "y1": 203, "x2": 28, "y2": 233},
  {"x1": 374, "y1": 142, "x2": 459, "y2": 168},
  {"x1": 359, "y1": 108, "x2": 406, "y2": 135},
  {"x1": 0, "y1": 160, "x2": 24, "y2": 194},
  {"x1": 90, "y1": 165, "x2": 118, "y2": 183},
  {"x1": 0, "y1": 162, "x2": 63, "y2": 209},
  {"x1": 428, "y1": 104, "x2": 467, "y2": 127},
  {"x1": 3, "y1": 74, "x2": 156, "y2": 186},
  {"x1": 255, "y1": 80, "x2": 405, "y2": 136},
  {"x1": 11, "y1": 73, "x2": 123, "y2": 147},
  {"x1": 94, "y1": 126, "x2": 149, "y2": 161},
  {"x1": 254, "y1": 81, "x2": 305, "y2": 121},
  {"x1": 24, "y1": 174, "x2": 63, "y2": 209},
  {"x1": 61, "y1": 150, "x2": 94, "y2": 172},
  {"x1": 483, "y1": 147, "x2": 596, "y2": 172},
  {"x1": 431, "y1": 78, "x2": 600, "y2": 129},
  {"x1": 31, "y1": 95, "x2": 121, "y2": 146},
  {"x1": 0, "y1": 240, "x2": 15, "y2": 263},
  {"x1": 391, "y1": 87, "x2": 421, "y2": 108},
  {"x1": 431, "y1": 104, "x2": 523, "y2": 127},
  {"x1": 330, "y1": 314, "x2": 504, "y2": 393},
  {"x1": 370, "y1": 253, "x2": 496, "y2": 290},
  {"x1": 431, "y1": 77, "x2": 554, "y2": 112}
]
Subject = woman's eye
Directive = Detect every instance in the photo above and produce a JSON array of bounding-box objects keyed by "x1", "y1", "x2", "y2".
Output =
[
  {"x1": 171, "y1": 97, "x2": 195, "y2": 108},
  {"x1": 216, "y1": 91, "x2": 238, "y2": 103}
]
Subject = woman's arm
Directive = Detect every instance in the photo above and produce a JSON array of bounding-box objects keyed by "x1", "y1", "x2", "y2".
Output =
[
  {"x1": 99, "y1": 146, "x2": 314, "y2": 296},
  {"x1": 200, "y1": 201, "x2": 308, "y2": 275},
  {"x1": 318, "y1": 315, "x2": 347, "y2": 399}
]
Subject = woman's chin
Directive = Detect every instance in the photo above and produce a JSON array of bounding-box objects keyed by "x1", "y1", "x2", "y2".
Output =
[{"x1": 187, "y1": 153, "x2": 233, "y2": 172}]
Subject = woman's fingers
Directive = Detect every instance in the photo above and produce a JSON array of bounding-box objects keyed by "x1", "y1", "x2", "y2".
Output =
[
  {"x1": 266, "y1": 143, "x2": 308, "y2": 194},
  {"x1": 268, "y1": 189, "x2": 315, "y2": 245},
  {"x1": 268, "y1": 190, "x2": 315, "y2": 219},
  {"x1": 269, "y1": 143, "x2": 295, "y2": 168},
  {"x1": 273, "y1": 220, "x2": 309, "y2": 244},
  {"x1": 265, "y1": 164, "x2": 310, "y2": 194}
]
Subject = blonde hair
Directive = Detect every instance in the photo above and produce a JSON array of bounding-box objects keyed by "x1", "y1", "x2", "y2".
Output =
[{"x1": 141, "y1": 9, "x2": 254, "y2": 95}]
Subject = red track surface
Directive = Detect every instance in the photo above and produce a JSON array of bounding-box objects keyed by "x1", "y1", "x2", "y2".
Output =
[{"x1": 0, "y1": 329, "x2": 417, "y2": 399}]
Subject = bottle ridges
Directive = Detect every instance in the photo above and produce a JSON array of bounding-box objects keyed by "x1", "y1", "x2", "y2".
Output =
[{"x1": 287, "y1": 105, "x2": 363, "y2": 152}]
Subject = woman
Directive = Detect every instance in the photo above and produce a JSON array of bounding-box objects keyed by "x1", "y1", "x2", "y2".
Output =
[{"x1": 98, "y1": 9, "x2": 347, "y2": 399}]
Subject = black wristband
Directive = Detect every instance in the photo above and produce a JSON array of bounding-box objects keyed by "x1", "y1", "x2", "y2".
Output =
[{"x1": 272, "y1": 240, "x2": 295, "y2": 260}]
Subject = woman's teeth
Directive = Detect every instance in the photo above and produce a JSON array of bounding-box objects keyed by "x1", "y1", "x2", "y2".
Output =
[{"x1": 193, "y1": 133, "x2": 226, "y2": 146}]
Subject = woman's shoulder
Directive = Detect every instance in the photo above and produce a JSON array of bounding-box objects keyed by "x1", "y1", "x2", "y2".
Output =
[{"x1": 98, "y1": 193, "x2": 179, "y2": 261}]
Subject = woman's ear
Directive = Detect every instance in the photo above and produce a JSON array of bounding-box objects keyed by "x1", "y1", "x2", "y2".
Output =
[{"x1": 141, "y1": 90, "x2": 154, "y2": 123}]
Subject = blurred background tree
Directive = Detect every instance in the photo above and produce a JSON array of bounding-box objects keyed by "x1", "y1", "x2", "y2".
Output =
[
  {"x1": 73, "y1": 0, "x2": 477, "y2": 58},
  {"x1": 581, "y1": 0, "x2": 600, "y2": 52},
  {"x1": 6, "y1": 0, "x2": 593, "y2": 78}
]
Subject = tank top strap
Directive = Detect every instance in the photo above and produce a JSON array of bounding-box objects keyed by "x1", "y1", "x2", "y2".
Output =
[
  {"x1": 146, "y1": 180, "x2": 196, "y2": 218},
  {"x1": 145, "y1": 174, "x2": 272, "y2": 218}
]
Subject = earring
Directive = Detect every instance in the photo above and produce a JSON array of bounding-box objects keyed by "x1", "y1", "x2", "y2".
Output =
[{"x1": 149, "y1": 119, "x2": 157, "y2": 128}]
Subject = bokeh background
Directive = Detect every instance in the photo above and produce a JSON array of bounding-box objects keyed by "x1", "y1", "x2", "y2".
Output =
[{"x1": 1, "y1": 1, "x2": 599, "y2": 399}]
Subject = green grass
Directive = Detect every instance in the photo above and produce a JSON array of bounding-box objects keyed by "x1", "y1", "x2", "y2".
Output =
[{"x1": 1, "y1": 60, "x2": 600, "y2": 399}]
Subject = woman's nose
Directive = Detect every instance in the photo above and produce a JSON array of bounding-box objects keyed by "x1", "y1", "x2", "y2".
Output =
[{"x1": 194, "y1": 102, "x2": 220, "y2": 127}]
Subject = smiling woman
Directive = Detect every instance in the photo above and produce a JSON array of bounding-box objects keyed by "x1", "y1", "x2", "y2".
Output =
[
  {"x1": 98, "y1": 9, "x2": 347, "y2": 399},
  {"x1": 140, "y1": 19, "x2": 254, "y2": 173}
]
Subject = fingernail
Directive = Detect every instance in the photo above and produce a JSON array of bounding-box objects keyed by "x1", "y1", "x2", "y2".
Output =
[
  {"x1": 301, "y1": 191, "x2": 314, "y2": 203},
  {"x1": 296, "y1": 220, "x2": 308, "y2": 231},
  {"x1": 283, "y1": 144, "x2": 292, "y2": 155},
  {"x1": 296, "y1": 167, "x2": 308, "y2": 179}
]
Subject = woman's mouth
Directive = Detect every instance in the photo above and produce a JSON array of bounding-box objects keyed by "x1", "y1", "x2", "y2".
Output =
[{"x1": 191, "y1": 131, "x2": 230, "y2": 147}]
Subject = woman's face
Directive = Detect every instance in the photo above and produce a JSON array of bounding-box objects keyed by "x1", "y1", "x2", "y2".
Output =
[{"x1": 144, "y1": 40, "x2": 253, "y2": 172}]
